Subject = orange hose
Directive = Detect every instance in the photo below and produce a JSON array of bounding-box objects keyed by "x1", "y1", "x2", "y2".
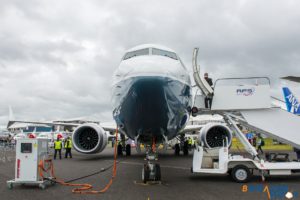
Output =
[
  {"x1": 38, "y1": 127, "x2": 119, "y2": 194},
  {"x1": 152, "y1": 137, "x2": 156, "y2": 153}
]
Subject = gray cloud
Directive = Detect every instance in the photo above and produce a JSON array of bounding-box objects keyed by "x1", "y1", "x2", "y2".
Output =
[{"x1": 1, "y1": 0, "x2": 300, "y2": 125}]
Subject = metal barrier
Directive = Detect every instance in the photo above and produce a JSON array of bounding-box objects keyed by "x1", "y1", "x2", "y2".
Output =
[
  {"x1": 0, "y1": 142, "x2": 15, "y2": 163},
  {"x1": 0, "y1": 141, "x2": 16, "y2": 151}
]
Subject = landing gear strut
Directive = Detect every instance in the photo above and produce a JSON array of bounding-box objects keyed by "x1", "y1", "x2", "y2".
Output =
[
  {"x1": 117, "y1": 143, "x2": 131, "y2": 156},
  {"x1": 174, "y1": 135, "x2": 189, "y2": 156},
  {"x1": 117, "y1": 143, "x2": 123, "y2": 156},
  {"x1": 142, "y1": 139, "x2": 161, "y2": 183},
  {"x1": 117, "y1": 134, "x2": 132, "y2": 156},
  {"x1": 183, "y1": 140, "x2": 189, "y2": 156},
  {"x1": 125, "y1": 144, "x2": 131, "y2": 156},
  {"x1": 175, "y1": 144, "x2": 180, "y2": 156}
]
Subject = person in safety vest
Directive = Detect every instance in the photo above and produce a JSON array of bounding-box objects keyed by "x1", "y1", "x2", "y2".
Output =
[
  {"x1": 191, "y1": 137, "x2": 195, "y2": 148},
  {"x1": 54, "y1": 137, "x2": 62, "y2": 160},
  {"x1": 188, "y1": 137, "x2": 193, "y2": 149},
  {"x1": 64, "y1": 136, "x2": 72, "y2": 158},
  {"x1": 257, "y1": 134, "x2": 265, "y2": 154}
]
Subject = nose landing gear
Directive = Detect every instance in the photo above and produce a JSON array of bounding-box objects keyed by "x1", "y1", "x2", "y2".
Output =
[
  {"x1": 142, "y1": 163, "x2": 161, "y2": 183},
  {"x1": 142, "y1": 138, "x2": 161, "y2": 183}
]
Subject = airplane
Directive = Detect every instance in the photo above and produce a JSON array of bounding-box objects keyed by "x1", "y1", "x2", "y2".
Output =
[
  {"x1": 281, "y1": 76, "x2": 300, "y2": 83},
  {"x1": 7, "y1": 44, "x2": 231, "y2": 182},
  {"x1": 282, "y1": 87, "x2": 300, "y2": 115}
]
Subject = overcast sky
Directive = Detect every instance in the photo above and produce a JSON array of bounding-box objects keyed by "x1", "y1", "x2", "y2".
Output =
[{"x1": 1, "y1": 0, "x2": 300, "y2": 126}]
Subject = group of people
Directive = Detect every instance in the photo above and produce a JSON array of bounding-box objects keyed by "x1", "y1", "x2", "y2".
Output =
[
  {"x1": 246, "y1": 132, "x2": 300, "y2": 161},
  {"x1": 2, "y1": 135, "x2": 13, "y2": 146},
  {"x1": 244, "y1": 131, "x2": 265, "y2": 153},
  {"x1": 53, "y1": 136, "x2": 73, "y2": 160}
]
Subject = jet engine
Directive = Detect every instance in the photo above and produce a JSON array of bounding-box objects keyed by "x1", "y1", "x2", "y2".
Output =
[
  {"x1": 197, "y1": 123, "x2": 232, "y2": 148},
  {"x1": 72, "y1": 123, "x2": 108, "y2": 154}
]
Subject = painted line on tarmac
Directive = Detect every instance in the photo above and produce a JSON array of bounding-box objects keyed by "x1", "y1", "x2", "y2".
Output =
[{"x1": 120, "y1": 161, "x2": 190, "y2": 170}]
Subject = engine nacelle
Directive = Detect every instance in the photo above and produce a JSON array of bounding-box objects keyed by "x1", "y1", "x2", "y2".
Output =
[
  {"x1": 197, "y1": 123, "x2": 232, "y2": 148},
  {"x1": 72, "y1": 123, "x2": 108, "y2": 154}
]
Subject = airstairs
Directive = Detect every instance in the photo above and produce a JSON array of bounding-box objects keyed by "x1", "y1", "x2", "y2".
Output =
[{"x1": 192, "y1": 48, "x2": 300, "y2": 150}]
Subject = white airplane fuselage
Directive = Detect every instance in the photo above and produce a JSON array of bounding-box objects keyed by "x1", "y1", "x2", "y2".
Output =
[{"x1": 112, "y1": 44, "x2": 192, "y2": 144}]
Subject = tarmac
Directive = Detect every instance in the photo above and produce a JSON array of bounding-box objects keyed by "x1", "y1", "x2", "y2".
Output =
[{"x1": 1, "y1": 146, "x2": 300, "y2": 200}]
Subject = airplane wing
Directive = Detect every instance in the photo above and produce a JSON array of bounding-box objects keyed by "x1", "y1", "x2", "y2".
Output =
[
  {"x1": 99, "y1": 122, "x2": 119, "y2": 133},
  {"x1": 7, "y1": 120, "x2": 80, "y2": 128},
  {"x1": 281, "y1": 76, "x2": 300, "y2": 83},
  {"x1": 7, "y1": 120, "x2": 118, "y2": 133},
  {"x1": 179, "y1": 124, "x2": 204, "y2": 134}
]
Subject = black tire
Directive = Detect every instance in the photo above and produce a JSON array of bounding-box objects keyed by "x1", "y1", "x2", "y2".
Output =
[
  {"x1": 117, "y1": 144, "x2": 123, "y2": 156},
  {"x1": 155, "y1": 164, "x2": 161, "y2": 181},
  {"x1": 125, "y1": 144, "x2": 131, "y2": 156},
  {"x1": 175, "y1": 144, "x2": 180, "y2": 156},
  {"x1": 183, "y1": 142, "x2": 189, "y2": 156},
  {"x1": 231, "y1": 165, "x2": 251, "y2": 183},
  {"x1": 142, "y1": 164, "x2": 150, "y2": 183}
]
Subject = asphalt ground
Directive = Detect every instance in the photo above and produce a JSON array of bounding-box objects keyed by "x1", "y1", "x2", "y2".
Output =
[{"x1": 1, "y1": 146, "x2": 300, "y2": 200}]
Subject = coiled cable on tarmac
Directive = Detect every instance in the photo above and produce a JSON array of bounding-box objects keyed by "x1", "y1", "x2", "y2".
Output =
[
  {"x1": 38, "y1": 127, "x2": 119, "y2": 194},
  {"x1": 64, "y1": 160, "x2": 119, "y2": 183}
]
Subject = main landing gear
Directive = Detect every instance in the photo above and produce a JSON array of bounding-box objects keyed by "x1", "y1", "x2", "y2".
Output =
[
  {"x1": 117, "y1": 134, "x2": 131, "y2": 156},
  {"x1": 174, "y1": 135, "x2": 189, "y2": 156},
  {"x1": 117, "y1": 143, "x2": 131, "y2": 156},
  {"x1": 142, "y1": 139, "x2": 161, "y2": 183}
]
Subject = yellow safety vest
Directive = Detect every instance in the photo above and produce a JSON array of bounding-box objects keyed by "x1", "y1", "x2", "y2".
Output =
[
  {"x1": 54, "y1": 141, "x2": 62, "y2": 150},
  {"x1": 64, "y1": 139, "x2": 72, "y2": 149}
]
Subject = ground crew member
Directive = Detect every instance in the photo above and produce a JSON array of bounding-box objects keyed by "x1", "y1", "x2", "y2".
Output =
[
  {"x1": 191, "y1": 137, "x2": 195, "y2": 148},
  {"x1": 245, "y1": 131, "x2": 254, "y2": 146},
  {"x1": 188, "y1": 137, "x2": 193, "y2": 149},
  {"x1": 204, "y1": 73, "x2": 213, "y2": 108},
  {"x1": 257, "y1": 135, "x2": 265, "y2": 154},
  {"x1": 54, "y1": 137, "x2": 62, "y2": 160},
  {"x1": 111, "y1": 138, "x2": 115, "y2": 148},
  {"x1": 252, "y1": 135, "x2": 257, "y2": 147},
  {"x1": 64, "y1": 136, "x2": 72, "y2": 158}
]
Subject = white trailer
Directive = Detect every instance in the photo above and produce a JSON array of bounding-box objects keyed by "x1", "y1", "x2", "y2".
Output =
[
  {"x1": 192, "y1": 142, "x2": 300, "y2": 183},
  {"x1": 191, "y1": 113, "x2": 300, "y2": 183}
]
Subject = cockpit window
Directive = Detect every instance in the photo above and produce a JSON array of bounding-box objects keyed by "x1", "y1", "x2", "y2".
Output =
[
  {"x1": 152, "y1": 48, "x2": 178, "y2": 60},
  {"x1": 123, "y1": 48, "x2": 149, "y2": 60}
]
